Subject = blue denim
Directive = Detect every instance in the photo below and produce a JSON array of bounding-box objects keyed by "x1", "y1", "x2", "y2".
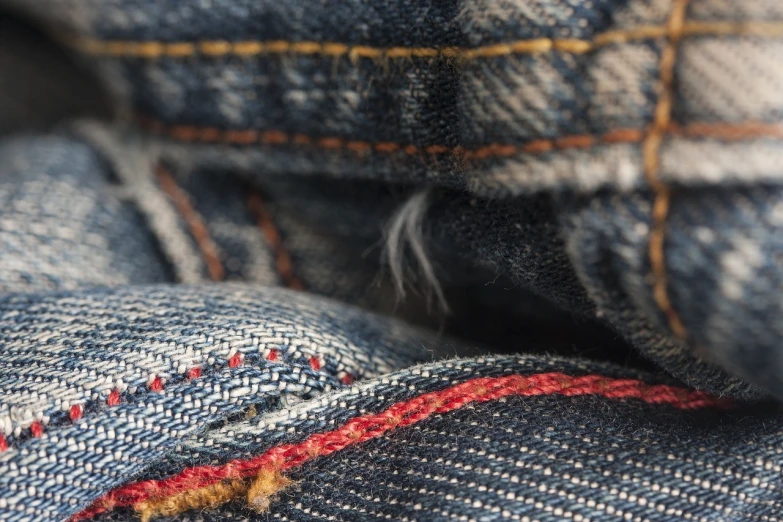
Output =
[{"x1": 0, "y1": 0, "x2": 782, "y2": 520}]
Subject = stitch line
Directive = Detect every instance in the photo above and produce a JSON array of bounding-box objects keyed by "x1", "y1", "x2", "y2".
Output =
[
  {"x1": 66, "y1": 21, "x2": 783, "y2": 59},
  {"x1": 0, "y1": 350, "x2": 335, "y2": 453},
  {"x1": 140, "y1": 118, "x2": 783, "y2": 159},
  {"x1": 247, "y1": 190, "x2": 305, "y2": 290},
  {"x1": 72, "y1": 372, "x2": 730, "y2": 520},
  {"x1": 155, "y1": 165, "x2": 226, "y2": 282},
  {"x1": 644, "y1": 0, "x2": 690, "y2": 339}
]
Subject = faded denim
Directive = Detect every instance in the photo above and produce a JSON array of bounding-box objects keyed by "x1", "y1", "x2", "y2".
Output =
[{"x1": 0, "y1": 0, "x2": 782, "y2": 520}]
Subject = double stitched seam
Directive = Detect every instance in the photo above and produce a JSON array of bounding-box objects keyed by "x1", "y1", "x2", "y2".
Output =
[
  {"x1": 66, "y1": 21, "x2": 783, "y2": 59},
  {"x1": 140, "y1": 118, "x2": 783, "y2": 159},
  {"x1": 73, "y1": 372, "x2": 731, "y2": 521},
  {"x1": 156, "y1": 165, "x2": 226, "y2": 281},
  {"x1": 247, "y1": 190, "x2": 305, "y2": 291},
  {"x1": 644, "y1": 0, "x2": 690, "y2": 339}
]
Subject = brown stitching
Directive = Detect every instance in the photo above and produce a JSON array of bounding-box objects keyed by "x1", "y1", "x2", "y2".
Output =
[
  {"x1": 67, "y1": 21, "x2": 783, "y2": 59},
  {"x1": 141, "y1": 117, "x2": 783, "y2": 159},
  {"x1": 644, "y1": 0, "x2": 690, "y2": 339},
  {"x1": 247, "y1": 190, "x2": 305, "y2": 290},
  {"x1": 668, "y1": 121, "x2": 783, "y2": 140},
  {"x1": 156, "y1": 165, "x2": 226, "y2": 281}
]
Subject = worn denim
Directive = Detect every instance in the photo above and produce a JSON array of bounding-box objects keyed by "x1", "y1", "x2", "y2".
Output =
[{"x1": 0, "y1": 0, "x2": 782, "y2": 520}]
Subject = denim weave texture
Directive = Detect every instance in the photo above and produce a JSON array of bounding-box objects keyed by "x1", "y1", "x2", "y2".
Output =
[{"x1": 0, "y1": 0, "x2": 781, "y2": 520}]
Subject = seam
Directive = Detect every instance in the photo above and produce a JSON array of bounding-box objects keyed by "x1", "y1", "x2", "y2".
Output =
[
  {"x1": 247, "y1": 190, "x2": 305, "y2": 291},
  {"x1": 644, "y1": 0, "x2": 690, "y2": 340},
  {"x1": 73, "y1": 372, "x2": 730, "y2": 520},
  {"x1": 155, "y1": 165, "x2": 226, "y2": 281},
  {"x1": 0, "y1": 348, "x2": 350, "y2": 453},
  {"x1": 140, "y1": 117, "x2": 783, "y2": 159},
  {"x1": 66, "y1": 21, "x2": 783, "y2": 59}
]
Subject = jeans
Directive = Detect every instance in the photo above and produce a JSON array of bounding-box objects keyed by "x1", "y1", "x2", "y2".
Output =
[{"x1": 0, "y1": 0, "x2": 782, "y2": 520}]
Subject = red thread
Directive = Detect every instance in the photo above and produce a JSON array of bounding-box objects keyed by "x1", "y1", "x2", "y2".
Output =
[
  {"x1": 308, "y1": 356, "x2": 322, "y2": 371},
  {"x1": 0, "y1": 433, "x2": 7, "y2": 452},
  {"x1": 266, "y1": 349, "x2": 279, "y2": 362},
  {"x1": 187, "y1": 367, "x2": 202, "y2": 380},
  {"x1": 341, "y1": 373, "x2": 355, "y2": 386},
  {"x1": 149, "y1": 376, "x2": 164, "y2": 392},
  {"x1": 69, "y1": 404, "x2": 84, "y2": 422},
  {"x1": 30, "y1": 421, "x2": 44, "y2": 438},
  {"x1": 107, "y1": 390, "x2": 121, "y2": 407},
  {"x1": 73, "y1": 372, "x2": 729, "y2": 520},
  {"x1": 228, "y1": 353, "x2": 244, "y2": 368}
]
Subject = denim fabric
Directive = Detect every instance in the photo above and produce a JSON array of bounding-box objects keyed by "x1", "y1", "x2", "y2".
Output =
[
  {"x1": 92, "y1": 356, "x2": 783, "y2": 522},
  {"x1": 8, "y1": 0, "x2": 780, "y2": 398},
  {"x1": 0, "y1": 0, "x2": 782, "y2": 520},
  {"x1": 0, "y1": 285, "x2": 451, "y2": 520},
  {"x1": 0, "y1": 136, "x2": 171, "y2": 291}
]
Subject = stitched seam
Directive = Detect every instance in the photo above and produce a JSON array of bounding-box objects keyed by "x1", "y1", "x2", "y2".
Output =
[
  {"x1": 66, "y1": 21, "x2": 783, "y2": 59},
  {"x1": 156, "y1": 165, "x2": 226, "y2": 281},
  {"x1": 73, "y1": 372, "x2": 730, "y2": 520},
  {"x1": 644, "y1": 0, "x2": 690, "y2": 339},
  {"x1": 0, "y1": 349, "x2": 351, "y2": 452},
  {"x1": 140, "y1": 118, "x2": 783, "y2": 158},
  {"x1": 247, "y1": 190, "x2": 305, "y2": 290}
]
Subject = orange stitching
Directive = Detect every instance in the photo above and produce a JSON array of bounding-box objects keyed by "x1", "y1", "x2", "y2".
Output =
[
  {"x1": 643, "y1": 0, "x2": 690, "y2": 339},
  {"x1": 247, "y1": 190, "x2": 305, "y2": 290},
  {"x1": 156, "y1": 165, "x2": 226, "y2": 282},
  {"x1": 67, "y1": 21, "x2": 783, "y2": 59},
  {"x1": 141, "y1": 117, "x2": 783, "y2": 159}
]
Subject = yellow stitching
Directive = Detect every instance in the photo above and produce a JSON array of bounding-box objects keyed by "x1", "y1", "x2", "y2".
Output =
[
  {"x1": 644, "y1": 0, "x2": 690, "y2": 340},
  {"x1": 134, "y1": 472, "x2": 292, "y2": 522},
  {"x1": 65, "y1": 21, "x2": 783, "y2": 59}
]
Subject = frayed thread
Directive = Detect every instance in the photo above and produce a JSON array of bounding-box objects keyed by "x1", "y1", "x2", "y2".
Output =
[
  {"x1": 134, "y1": 471, "x2": 291, "y2": 521},
  {"x1": 383, "y1": 190, "x2": 449, "y2": 314}
]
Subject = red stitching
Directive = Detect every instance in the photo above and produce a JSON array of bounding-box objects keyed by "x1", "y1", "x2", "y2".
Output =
[
  {"x1": 340, "y1": 373, "x2": 355, "y2": 386},
  {"x1": 266, "y1": 349, "x2": 280, "y2": 362},
  {"x1": 107, "y1": 390, "x2": 121, "y2": 407},
  {"x1": 228, "y1": 353, "x2": 244, "y2": 368},
  {"x1": 72, "y1": 372, "x2": 730, "y2": 520},
  {"x1": 187, "y1": 367, "x2": 202, "y2": 380},
  {"x1": 0, "y1": 434, "x2": 7, "y2": 452},
  {"x1": 308, "y1": 356, "x2": 322, "y2": 371},
  {"x1": 30, "y1": 421, "x2": 44, "y2": 438},
  {"x1": 149, "y1": 376, "x2": 165, "y2": 392},
  {"x1": 69, "y1": 404, "x2": 84, "y2": 422}
]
